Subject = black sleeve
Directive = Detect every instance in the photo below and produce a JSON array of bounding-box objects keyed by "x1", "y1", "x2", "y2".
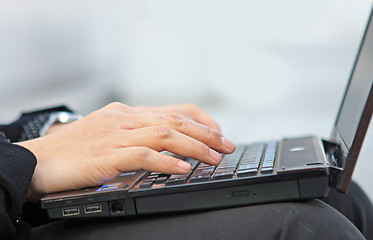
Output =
[
  {"x1": 0, "y1": 133, "x2": 37, "y2": 239},
  {"x1": 0, "y1": 106, "x2": 73, "y2": 238},
  {"x1": 0, "y1": 106, "x2": 73, "y2": 142}
]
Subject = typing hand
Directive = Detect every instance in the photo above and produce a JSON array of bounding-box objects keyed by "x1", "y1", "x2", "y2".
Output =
[{"x1": 17, "y1": 102, "x2": 235, "y2": 200}]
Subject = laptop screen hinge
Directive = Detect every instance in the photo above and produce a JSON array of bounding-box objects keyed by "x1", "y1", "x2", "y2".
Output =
[
  {"x1": 322, "y1": 140, "x2": 342, "y2": 166},
  {"x1": 322, "y1": 139, "x2": 343, "y2": 188}
]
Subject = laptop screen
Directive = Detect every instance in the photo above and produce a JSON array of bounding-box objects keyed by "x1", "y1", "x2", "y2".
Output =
[
  {"x1": 332, "y1": 10, "x2": 373, "y2": 192},
  {"x1": 335, "y1": 12, "x2": 373, "y2": 148}
]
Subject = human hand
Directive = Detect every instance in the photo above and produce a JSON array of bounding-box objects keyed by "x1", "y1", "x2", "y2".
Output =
[
  {"x1": 46, "y1": 104, "x2": 221, "y2": 135},
  {"x1": 17, "y1": 102, "x2": 235, "y2": 200}
]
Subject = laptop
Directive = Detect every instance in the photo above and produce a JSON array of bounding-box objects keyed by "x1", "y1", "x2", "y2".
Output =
[{"x1": 41, "y1": 10, "x2": 373, "y2": 219}]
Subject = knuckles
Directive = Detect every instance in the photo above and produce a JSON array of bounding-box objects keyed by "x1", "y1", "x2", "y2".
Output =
[
  {"x1": 203, "y1": 125, "x2": 220, "y2": 141},
  {"x1": 104, "y1": 102, "x2": 134, "y2": 113},
  {"x1": 106, "y1": 102, "x2": 128, "y2": 110},
  {"x1": 160, "y1": 155, "x2": 171, "y2": 169},
  {"x1": 134, "y1": 147, "x2": 174, "y2": 173},
  {"x1": 165, "y1": 113, "x2": 186, "y2": 128},
  {"x1": 135, "y1": 147, "x2": 152, "y2": 162},
  {"x1": 155, "y1": 126, "x2": 174, "y2": 139},
  {"x1": 107, "y1": 102, "x2": 123, "y2": 107}
]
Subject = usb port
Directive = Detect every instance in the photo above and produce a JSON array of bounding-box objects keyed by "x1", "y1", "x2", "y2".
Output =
[
  {"x1": 84, "y1": 204, "x2": 102, "y2": 214},
  {"x1": 62, "y1": 207, "x2": 80, "y2": 216}
]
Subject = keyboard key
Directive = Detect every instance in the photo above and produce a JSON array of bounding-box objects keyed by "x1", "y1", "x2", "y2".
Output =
[
  {"x1": 195, "y1": 163, "x2": 214, "y2": 169},
  {"x1": 237, "y1": 169, "x2": 257, "y2": 177},
  {"x1": 215, "y1": 167, "x2": 235, "y2": 173},
  {"x1": 146, "y1": 176, "x2": 158, "y2": 181},
  {"x1": 260, "y1": 167, "x2": 274, "y2": 174},
  {"x1": 194, "y1": 164, "x2": 216, "y2": 172},
  {"x1": 238, "y1": 163, "x2": 258, "y2": 170},
  {"x1": 184, "y1": 158, "x2": 200, "y2": 169},
  {"x1": 189, "y1": 168, "x2": 214, "y2": 182},
  {"x1": 260, "y1": 141, "x2": 277, "y2": 172},
  {"x1": 165, "y1": 179, "x2": 187, "y2": 186},
  {"x1": 139, "y1": 180, "x2": 154, "y2": 189},
  {"x1": 212, "y1": 171, "x2": 234, "y2": 180},
  {"x1": 189, "y1": 174, "x2": 211, "y2": 183},
  {"x1": 165, "y1": 174, "x2": 189, "y2": 186},
  {"x1": 148, "y1": 172, "x2": 161, "y2": 177},
  {"x1": 222, "y1": 145, "x2": 246, "y2": 164},
  {"x1": 155, "y1": 176, "x2": 168, "y2": 184},
  {"x1": 168, "y1": 174, "x2": 189, "y2": 180}
]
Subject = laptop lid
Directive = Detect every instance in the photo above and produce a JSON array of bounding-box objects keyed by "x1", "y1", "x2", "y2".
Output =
[{"x1": 330, "y1": 10, "x2": 373, "y2": 193}]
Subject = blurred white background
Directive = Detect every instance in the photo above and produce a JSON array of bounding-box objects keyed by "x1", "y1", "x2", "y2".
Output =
[{"x1": 0, "y1": 0, "x2": 372, "y2": 199}]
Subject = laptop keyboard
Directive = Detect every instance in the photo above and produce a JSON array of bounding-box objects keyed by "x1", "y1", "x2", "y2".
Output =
[{"x1": 139, "y1": 141, "x2": 278, "y2": 189}]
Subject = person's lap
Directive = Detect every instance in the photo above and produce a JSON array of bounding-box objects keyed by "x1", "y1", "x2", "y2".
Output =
[
  {"x1": 31, "y1": 199, "x2": 364, "y2": 240},
  {"x1": 320, "y1": 180, "x2": 373, "y2": 239},
  {"x1": 31, "y1": 181, "x2": 372, "y2": 240}
]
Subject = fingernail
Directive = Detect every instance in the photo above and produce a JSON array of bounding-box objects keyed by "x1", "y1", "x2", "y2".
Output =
[
  {"x1": 178, "y1": 160, "x2": 191, "y2": 172},
  {"x1": 222, "y1": 137, "x2": 235, "y2": 151},
  {"x1": 209, "y1": 149, "x2": 222, "y2": 163}
]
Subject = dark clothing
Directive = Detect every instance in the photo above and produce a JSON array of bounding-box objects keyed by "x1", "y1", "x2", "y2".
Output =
[
  {"x1": 0, "y1": 109, "x2": 372, "y2": 239},
  {"x1": 27, "y1": 182, "x2": 373, "y2": 240},
  {"x1": 0, "y1": 107, "x2": 71, "y2": 239},
  {"x1": 31, "y1": 199, "x2": 365, "y2": 240},
  {"x1": 0, "y1": 134, "x2": 36, "y2": 239},
  {"x1": 321, "y1": 181, "x2": 373, "y2": 240},
  {"x1": 0, "y1": 106, "x2": 72, "y2": 142}
]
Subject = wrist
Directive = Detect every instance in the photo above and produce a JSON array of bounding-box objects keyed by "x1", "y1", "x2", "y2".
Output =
[{"x1": 15, "y1": 139, "x2": 47, "y2": 201}]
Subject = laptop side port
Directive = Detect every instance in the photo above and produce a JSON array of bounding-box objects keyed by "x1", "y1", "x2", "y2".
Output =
[
  {"x1": 84, "y1": 204, "x2": 102, "y2": 214},
  {"x1": 62, "y1": 207, "x2": 80, "y2": 216},
  {"x1": 110, "y1": 200, "x2": 126, "y2": 215}
]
